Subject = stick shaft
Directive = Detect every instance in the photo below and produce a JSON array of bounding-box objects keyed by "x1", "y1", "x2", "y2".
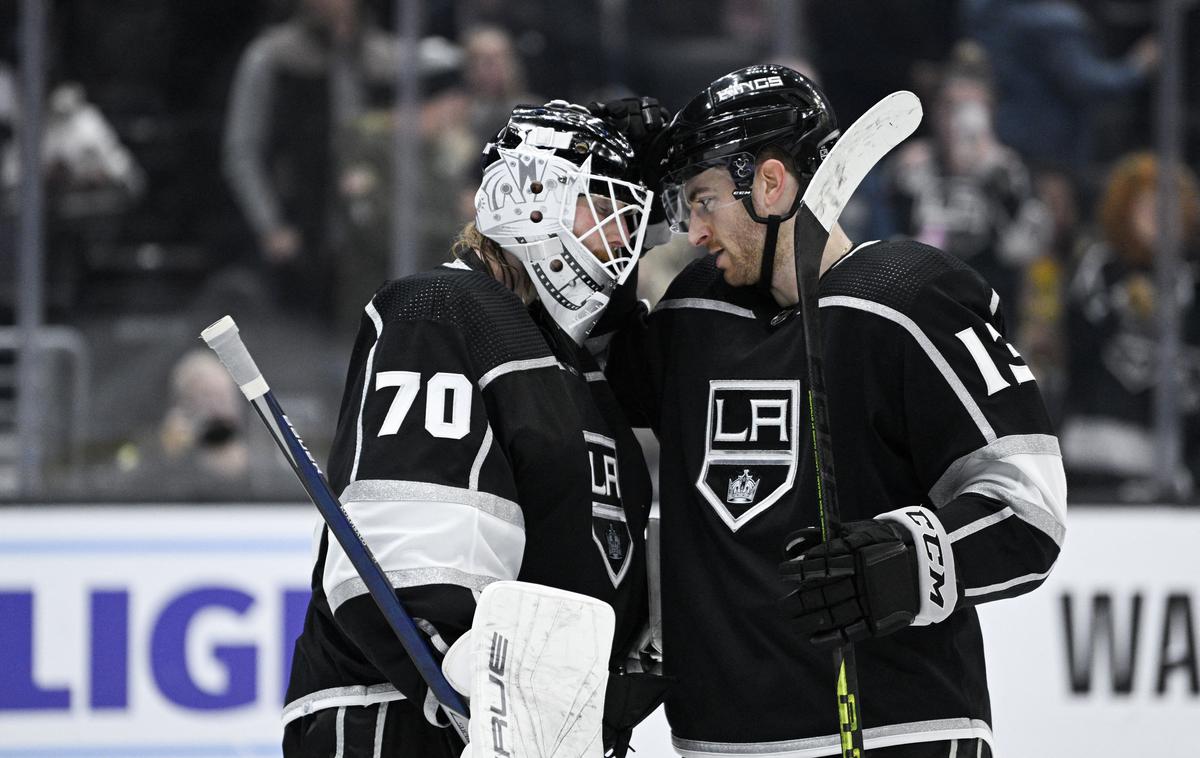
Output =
[
  {"x1": 202, "y1": 317, "x2": 470, "y2": 742},
  {"x1": 790, "y1": 91, "x2": 921, "y2": 758},
  {"x1": 794, "y1": 206, "x2": 863, "y2": 758}
]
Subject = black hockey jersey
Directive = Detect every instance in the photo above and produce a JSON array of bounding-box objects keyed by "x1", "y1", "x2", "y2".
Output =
[
  {"x1": 284, "y1": 262, "x2": 651, "y2": 724},
  {"x1": 607, "y1": 240, "x2": 1066, "y2": 754}
]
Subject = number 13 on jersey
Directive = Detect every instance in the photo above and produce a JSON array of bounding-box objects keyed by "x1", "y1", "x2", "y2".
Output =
[{"x1": 955, "y1": 324, "x2": 1035, "y2": 396}]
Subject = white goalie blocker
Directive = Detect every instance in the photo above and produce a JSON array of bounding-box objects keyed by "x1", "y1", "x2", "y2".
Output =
[{"x1": 443, "y1": 581, "x2": 615, "y2": 758}]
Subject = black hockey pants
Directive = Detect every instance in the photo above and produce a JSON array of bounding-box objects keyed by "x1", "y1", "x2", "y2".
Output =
[{"x1": 283, "y1": 698, "x2": 460, "y2": 758}]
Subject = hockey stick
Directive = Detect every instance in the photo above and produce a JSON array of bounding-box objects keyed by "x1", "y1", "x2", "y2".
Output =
[
  {"x1": 791, "y1": 92, "x2": 922, "y2": 757},
  {"x1": 200, "y1": 316, "x2": 471, "y2": 743}
]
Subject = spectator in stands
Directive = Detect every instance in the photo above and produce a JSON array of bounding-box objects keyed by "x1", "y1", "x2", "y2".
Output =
[
  {"x1": 1, "y1": 78, "x2": 144, "y2": 312},
  {"x1": 1060, "y1": 153, "x2": 1200, "y2": 500},
  {"x1": 114, "y1": 349, "x2": 294, "y2": 501},
  {"x1": 418, "y1": 26, "x2": 541, "y2": 270},
  {"x1": 157, "y1": 350, "x2": 251, "y2": 486},
  {"x1": 452, "y1": 0, "x2": 607, "y2": 102},
  {"x1": 222, "y1": 0, "x2": 456, "y2": 326},
  {"x1": 968, "y1": 0, "x2": 1158, "y2": 182},
  {"x1": 877, "y1": 42, "x2": 1051, "y2": 318}
]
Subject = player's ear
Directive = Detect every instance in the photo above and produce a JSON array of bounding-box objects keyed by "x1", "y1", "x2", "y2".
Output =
[{"x1": 754, "y1": 158, "x2": 790, "y2": 215}]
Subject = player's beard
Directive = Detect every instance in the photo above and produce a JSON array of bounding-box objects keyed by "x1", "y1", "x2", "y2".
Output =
[{"x1": 715, "y1": 211, "x2": 771, "y2": 288}]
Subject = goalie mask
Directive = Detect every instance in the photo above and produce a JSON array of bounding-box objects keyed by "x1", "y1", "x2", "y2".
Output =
[{"x1": 475, "y1": 103, "x2": 653, "y2": 344}]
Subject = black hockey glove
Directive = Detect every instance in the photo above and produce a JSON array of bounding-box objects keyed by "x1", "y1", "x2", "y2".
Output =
[
  {"x1": 587, "y1": 96, "x2": 671, "y2": 157},
  {"x1": 778, "y1": 520, "x2": 919, "y2": 647},
  {"x1": 602, "y1": 669, "x2": 673, "y2": 758},
  {"x1": 588, "y1": 96, "x2": 672, "y2": 236},
  {"x1": 590, "y1": 260, "x2": 646, "y2": 338}
]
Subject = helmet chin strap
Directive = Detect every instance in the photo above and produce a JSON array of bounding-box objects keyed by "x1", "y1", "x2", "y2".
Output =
[{"x1": 739, "y1": 190, "x2": 804, "y2": 295}]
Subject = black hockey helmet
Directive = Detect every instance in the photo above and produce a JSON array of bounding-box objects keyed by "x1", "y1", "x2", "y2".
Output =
[
  {"x1": 657, "y1": 64, "x2": 838, "y2": 201},
  {"x1": 654, "y1": 65, "x2": 839, "y2": 290}
]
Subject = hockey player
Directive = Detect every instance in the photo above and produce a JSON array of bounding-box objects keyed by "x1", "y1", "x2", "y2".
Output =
[
  {"x1": 605, "y1": 65, "x2": 1067, "y2": 756},
  {"x1": 283, "y1": 103, "x2": 664, "y2": 757}
]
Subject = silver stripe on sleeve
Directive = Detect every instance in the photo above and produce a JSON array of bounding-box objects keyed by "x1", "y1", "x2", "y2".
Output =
[
  {"x1": 329, "y1": 567, "x2": 499, "y2": 612},
  {"x1": 282, "y1": 683, "x2": 406, "y2": 726},
  {"x1": 341, "y1": 479, "x2": 523, "y2": 527},
  {"x1": 930, "y1": 434, "x2": 1060, "y2": 505},
  {"x1": 963, "y1": 569, "x2": 1052, "y2": 598},
  {"x1": 469, "y1": 424, "x2": 494, "y2": 491},
  {"x1": 653, "y1": 297, "x2": 757, "y2": 320},
  {"x1": 948, "y1": 506, "x2": 1015, "y2": 542},
  {"x1": 477, "y1": 356, "x2": 560, "y2": 390},
  {"x1": 584, "y1": 371, "x2": 606, "y2": 382},
  {"x1": 963, "y1": 481, "x2": 1065, "y2": 545},
  {"x1": 928, "y1": 434, "x2": 1066, "y2": 546},
  {"x1": 672, "y1": 718, "x2": 994, "y2": 757},
  {"x1": 819, "y1": 296, "x2": 997, "y2": 442},
  {"x1": 989, "y1": 289, "x2": 1000, "y2": 316},
  {"x1": 350, "y1": 300, "x2": 384, "y2": 482}
]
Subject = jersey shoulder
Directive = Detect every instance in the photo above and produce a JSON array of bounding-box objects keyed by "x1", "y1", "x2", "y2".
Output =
[
  {"x1": 821, "y1": 240, "x2": 994, "y2": 321},
  {"x1": 657, "y1": 253, "x2": 766, "y2": 313},
  {"x1": 369, "y1": 266, "x2": 552, "y2": 371},
  {"x1": 660, "y1": 255, "x2": 726, "y2": 301}
]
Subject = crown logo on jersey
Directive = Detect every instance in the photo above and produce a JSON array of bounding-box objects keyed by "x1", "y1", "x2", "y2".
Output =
[
  {"x1": 726, "y1": 469, "x2": 760, "y2": 504},
  {"x1": 606, "y1": 524, "x2": 624, "y2": 560}
]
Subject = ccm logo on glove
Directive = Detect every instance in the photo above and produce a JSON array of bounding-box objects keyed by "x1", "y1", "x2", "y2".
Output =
[{"x1": 880, "y1": 506, "x2": 958, "y2": 625}]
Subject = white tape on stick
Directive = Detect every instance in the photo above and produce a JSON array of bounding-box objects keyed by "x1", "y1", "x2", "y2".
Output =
[{"x1": 200, "y1": 315, "x2": 270, "y2": 399}]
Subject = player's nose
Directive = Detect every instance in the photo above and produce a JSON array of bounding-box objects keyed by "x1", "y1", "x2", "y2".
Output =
[{"x1": 687, "y1": 218, "x2": 710, "y2": 248}]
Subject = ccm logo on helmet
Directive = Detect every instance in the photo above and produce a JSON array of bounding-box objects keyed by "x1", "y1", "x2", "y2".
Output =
[{"x1": 714, "y1": 75, "x2": 785, "y2": 103}]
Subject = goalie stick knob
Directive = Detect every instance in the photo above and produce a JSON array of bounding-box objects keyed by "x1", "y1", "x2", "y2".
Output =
[{"x1": 200, "y1": 315, "x2": 270, "y2": 400}]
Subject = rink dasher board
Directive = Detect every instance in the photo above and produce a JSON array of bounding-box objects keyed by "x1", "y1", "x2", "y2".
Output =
[
  {"x1": 0, "y1": 504, "x2": 318, "y2": 758},
  {"x1": 1, "y1": 505, "x2": 1198, "y2": 758}
]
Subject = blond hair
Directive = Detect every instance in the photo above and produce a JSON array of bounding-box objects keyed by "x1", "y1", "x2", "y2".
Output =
[{"x1": 451, "y1": 221, "x2": 524, "y2": 290}]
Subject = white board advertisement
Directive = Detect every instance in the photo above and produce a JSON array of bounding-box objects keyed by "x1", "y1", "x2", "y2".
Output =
[
  {"x1": 1, "y1": 506, "x2": 1197, "y2": 757},
  {"x1": 0, "y1": 505, "x2": 317, "y2": 757}
]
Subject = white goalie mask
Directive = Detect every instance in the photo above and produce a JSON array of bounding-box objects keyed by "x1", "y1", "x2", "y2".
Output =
[{"x1": 474, "y1": 105, "x2": 654, "y2": 344}]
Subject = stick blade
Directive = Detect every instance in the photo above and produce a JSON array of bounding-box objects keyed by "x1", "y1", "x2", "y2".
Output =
[{"x1": 804, "y1": 91, "x2": 923, "y2": 232}]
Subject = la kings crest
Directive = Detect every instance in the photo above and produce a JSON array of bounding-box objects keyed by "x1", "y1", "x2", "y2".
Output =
[
  {"x1": 585, "y1": 431, "x2": 634, "y2": 586},
  {"x1": 697, "y1": 380, "x2": 800, "y2": 531}
]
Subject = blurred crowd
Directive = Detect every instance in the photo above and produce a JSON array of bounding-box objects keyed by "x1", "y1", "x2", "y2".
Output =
[{"x1": 1, "y1": 0, "x2": 1198, "y2": 503}]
